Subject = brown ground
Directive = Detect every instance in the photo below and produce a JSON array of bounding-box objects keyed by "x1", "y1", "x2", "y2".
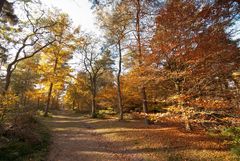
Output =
[{"x1": 43, "y1": 110, "x2": 237, "y2": 161}]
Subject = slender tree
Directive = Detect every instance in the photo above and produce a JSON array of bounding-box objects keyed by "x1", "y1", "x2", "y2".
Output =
[
  {"x1": 97, "y1": 2, "x2": 131, "y2": 120},
  {"x1": 79, "y1": 35, "x2": 114, "y2": 117}
]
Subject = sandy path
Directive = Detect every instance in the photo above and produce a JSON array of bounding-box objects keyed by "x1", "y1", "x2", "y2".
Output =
[{"x1": 44, "y1": 111, "x2": 140, "y2": 161}]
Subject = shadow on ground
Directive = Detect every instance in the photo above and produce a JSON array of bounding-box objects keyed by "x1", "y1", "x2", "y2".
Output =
[{"x1": 43, "y1": 110, "x2": 236, "y2": 161}]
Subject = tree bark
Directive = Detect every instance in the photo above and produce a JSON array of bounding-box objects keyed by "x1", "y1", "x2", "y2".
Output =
[
  {"x1": 91, "y1": 77, "x2": 97, "y2": 118},
  {"x1": 37, "y1": 97, "x2": 40, "y2": 109},
  {"x1": 3, "y1": 64, "x2": 13, "y2": 95},
  {"x1": 175, "y1": 82, "x2": 191, "y2": 131},
  {"x1": 77, "y1": 102, "x2": 80, "y2": 111},
  {"x1": 44, "y1": 57, "x2": 58, "y2": 117},
  {"x1": 135, "y1": 0, "x2": 148, "y2": 124},
  {"x1": 117, "y1": 41, "x2": 123, "y2": 120},
  {"x1": 72, "y1": 100, "x2": 75, "y2": 110},
  {"x1": 91, "y1": 88, "x2": 96, "y2": 118},
  {"x1": 56, "y1": 97, "x2": 59, "y2": 109},
  {"x1": 44, "y1": 82, "x2": 53, "y2": 117},
  {"x1": 141, "y1": 86, "x2": 148, "y2": 113},
  {"x1": 0, "y1": 0, "x2": 5, "y2": 13},
  {"x1": 51, "y1": 97, "x2": 55, "y2": 109}
]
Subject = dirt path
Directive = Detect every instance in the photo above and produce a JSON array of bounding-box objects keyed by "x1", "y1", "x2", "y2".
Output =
[
  {"x1": 43, "y1": 110, "x2": 236, "y2": 161},
  {"x1": 44, "y1": 111, "x2": 140, "y2": 161}
]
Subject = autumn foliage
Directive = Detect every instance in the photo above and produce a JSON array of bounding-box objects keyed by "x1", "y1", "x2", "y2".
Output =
[{"x1": 0, "y1": 0, "x2": 239, "y2": 132}]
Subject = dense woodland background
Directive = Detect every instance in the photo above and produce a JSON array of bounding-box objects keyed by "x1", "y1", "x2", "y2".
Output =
[{"x1": 0, "y1": 0, "x2": 240, "y2": 160}]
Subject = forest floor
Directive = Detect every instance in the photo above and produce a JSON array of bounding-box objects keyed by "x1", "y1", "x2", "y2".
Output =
[{"x1": 43, "y1": 110, "x2": 237, "y2": 161}]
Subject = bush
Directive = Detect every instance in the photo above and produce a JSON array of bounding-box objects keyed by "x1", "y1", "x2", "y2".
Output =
[
  {"x1": 148, "y1": 106, "x2": 168, "y2": 113},
  {"x1": 95, "y1": 112, "x2": 105, "y2": 119},
  {"x1": 221, "y1": 127, "x2": 240, "y2": 157},
  {"x1": 96, "y1": 107, "x2": 116, "y2": 119},
  {"x1": 0, "y1": 113, "x2": 51, "y2": 161}
]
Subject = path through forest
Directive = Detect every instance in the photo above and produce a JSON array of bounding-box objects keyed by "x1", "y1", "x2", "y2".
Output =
[
  {"x1": 44, "y1": 110, "x2": 140, "y2": 161},
  {"x1": 43, "y1": 110, "x2": 236, "y2": 161}
]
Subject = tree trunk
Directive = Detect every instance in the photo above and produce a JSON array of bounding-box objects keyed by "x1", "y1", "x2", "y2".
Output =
[
  {"x1": 37, "y1": 97, "x2": 40, "y2": 109},
  {"x1": 77, "y1": 102, "x2": 80, "y2": 111},
  {"x1": 117, "y1": 41, "x2": 123, "y2": 120},
  {"x1": 233, "y1": 79, "x2": 240, "y2": 109},
  {"x1": 184, "y1": 115, "x2": 191, "y2": 131},
  {"x1": 23, "y1": 96, "x2": 27, "y2": 107},
  {"x1": 3, "y1": 65, "x2": 13, "y2": 95},
  {"x1": 51, "y1": 97, "x2": 55, "y2": 109},
  {"x1": 56, "y1": 97, "x2": 59, "y2": 109},
  {"x1": 44, "y1": 82, "x2": 53, "y2": 117},
  {"x1": 90, "y1": 78, "x2": 97, "y2": 118},
  {"x1": 181, "y1": 106, "x2": 191, "y2": 131},
  {"x1": 0, "y1": 0, "x2": 5, "y2": 13},
  {"x1": 72, "y1": 100, "x2": 75, "y2": 110},
  {"x1": 91, "y1": 92, "x2": 96, "y2": 118},
  {"x1": 175, "y1": 82, "x2": 192, "y2": 131},
  {"x1": 44, "y1": 57, "x2": 58, "y2": 116},
  {"x1": 141, "y1": 86, "x2": 148, "y2": 113},
  {"x1": 136, "y1": 0, "x2": 148, "y2": 124}
]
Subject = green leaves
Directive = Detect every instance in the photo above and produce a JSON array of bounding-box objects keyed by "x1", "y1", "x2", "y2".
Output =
[{"x1": 221, "y1": 127, "x2": 240, "y2": 156}]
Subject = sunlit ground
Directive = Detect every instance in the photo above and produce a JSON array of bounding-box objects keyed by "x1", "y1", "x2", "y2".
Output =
[{"x1": 42, "y1": 110, "x2": 237, "y2": 161}]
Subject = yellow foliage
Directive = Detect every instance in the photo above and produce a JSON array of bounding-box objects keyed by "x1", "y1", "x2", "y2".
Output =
[{"x1": 0, "y1": 93, "x2": 19, "y2": 108}]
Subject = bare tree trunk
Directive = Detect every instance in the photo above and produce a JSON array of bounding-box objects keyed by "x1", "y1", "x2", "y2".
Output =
[
  {"x1": 91, "y1": 91, "x2": 96, "y2": 118},
  {"x1": 141, "y1": 86, "x2": 148, "y2": 113},
  {"x1": 72, "y1": 100, "x2": 75, "y2": 110},
  {"x1": 44, "y1": 82, "x2": 53, "y2": 117},
  {"x1": 136, "y1": 0, "x2": 148, "y2": 124},
  {"x1": 233, "y1": 79, "x2": 240, "y2": 109},
  {"x1": 91, "y1": 78, "x2": 97, "y2": 118},
  {"x1": 117, "y1": 41, "x2": 123, "y2": 120},
  {"x1": 44, "y1": 57, "x2": 58, "y2": 117},
  {"x1": 51, "y1": 97, "x2": 55, "y2": 109},
  {"x1": 37, "y1": 97, "x2": 40, "y2": 109}
]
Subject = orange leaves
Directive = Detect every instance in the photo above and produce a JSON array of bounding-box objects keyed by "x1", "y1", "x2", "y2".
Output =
[
  {"x1": 97, "y1": 86, "x2": 117, "y2": 109},
  {"x1": 190, "y1": 98, "x2": 231, "y2": 110}
]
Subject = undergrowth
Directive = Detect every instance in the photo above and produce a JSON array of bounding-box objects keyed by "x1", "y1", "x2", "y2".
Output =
[
  {"x1": 208, "y1": 126, "x2": 240, "y2": 159},
  {"x1": 0, "y1": 113, "x2": 51, "y2": 161}
]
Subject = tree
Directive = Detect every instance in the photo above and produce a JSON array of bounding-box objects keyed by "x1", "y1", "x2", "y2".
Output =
[
  {"x1": 97, "y1": 1, "x2": 132, "y2": 120},
  {"x1": 11, "y1": 55, "x2": 40, "y2": 106},
  {"x1": 150, "y1": 0, "x2": 240, "y2": 130},
  {"x1": 1, "y1": 4, "x2": 57, "y2": 95},
  {"x1": 78, "y1": 35, "x2": 114, "y2": 117},
  {"x1": 38, "y1": 13, "x2": 77, "y2": 117},
  {"x1": 123, "y1": 0, "x2": 161, "y2": 124},
  {"x1": 64, "y1": 72, "x2": 91, "y2": 111},
  {"x1": 0, "y1": 0, "x2": 18, "y2": 24}
]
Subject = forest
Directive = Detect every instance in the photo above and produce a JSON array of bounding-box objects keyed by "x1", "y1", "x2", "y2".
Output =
[{"x1": 0, "y1": 0, "x2": 240, "y2": 161}]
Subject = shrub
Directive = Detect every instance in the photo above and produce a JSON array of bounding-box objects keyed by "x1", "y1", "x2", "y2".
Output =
[
  {"x1": 0, "y1": 113, "x2": 51, "y2": 161},
  {"x1": 96, "y1": 107, "x2": 116, "y2": 119},
  {"x1": 221, "y1": 127, "x2": 240, "y2": 157}
]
